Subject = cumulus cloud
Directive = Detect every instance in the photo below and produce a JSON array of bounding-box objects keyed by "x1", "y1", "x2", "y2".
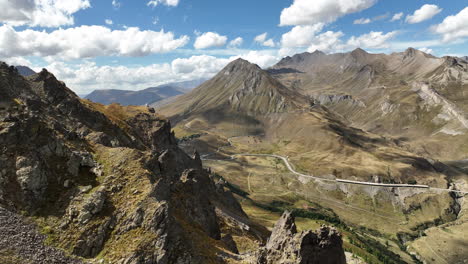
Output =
[
  {"x1": 0, "y1": 25, "x2": 189, "y2": 60},
  {"x1": 307, "y1": 31, "x2": 345, "y2": 52},
  {"x1": 281, "y1": 24, "x2": 324, "y2": 48},
  {"x1": 280, "y1": 0, "x2": 375, "y2": 26},
  {"x1": 353, "y1": 18, "x2": 371, "y2": 24},
  {"x1": 105, "y1": 19, "x2": 113, "y2": 25},
  {"x1": 433, "y1": 7, "x2": 468, "y2": 42},
  {"x1": 418, "y1": 47, "x2": 433, "y2": 54},
  {"x1": 228, "y1": 37, "x2": 243, "y2": 48},
  {"x1": 406, "y1": 4, "x2": 442, "y2": 24},
  {"x1": 147, "y1": 0, "x2": 179, "y2": 7},
  {"x1": 171, "y1": 55, "x2": 229, "y2": 75},
  {"x1": 347, "y1": 31, "x2": 397, "y2": 49},
  {"x1": 42, "y1": 51, "x2": 283, "y2": 94},
  {"x1": 234, "y1": 50, "x2": 280, "y2": 68},
  {"x1": 254, "y1": 33, "x2": 276, "y2": 47},
  {"x1": 41, "y1": 55, "x2": 229, "y2": 94},
  {"x1": 194, "y1": 32, "x2": 227, "y2": 49},
  {"x1": 0, "y1": 0, "x2": 91, "y2": 27},
  {"x1": 390, "y1": 12, "x2": 403, "y2": 21}
]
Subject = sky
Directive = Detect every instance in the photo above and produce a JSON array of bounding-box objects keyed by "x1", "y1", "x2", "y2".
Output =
[{"x1": 0, "y1": 0, "x2": 467, "y2": 94}]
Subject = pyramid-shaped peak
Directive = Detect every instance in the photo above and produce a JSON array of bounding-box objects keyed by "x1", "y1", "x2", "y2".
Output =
[
  {"x1": 311, "y1": 50, "x2": 326, "y2": 56},
  {"x1": 221, "y1": 58, "x2": 262, "y2": 74},
  {"x1": 350, "y1": 48, "x2": 368, "y2": 56}
]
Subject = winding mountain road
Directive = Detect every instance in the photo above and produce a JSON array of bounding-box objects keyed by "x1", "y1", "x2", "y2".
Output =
[
  {"x1": 199, "y1": 134, "x2": 468, "y2": 195},
  {"x1": 231, "y1": 153, "x2": 468, "y2": 195}
]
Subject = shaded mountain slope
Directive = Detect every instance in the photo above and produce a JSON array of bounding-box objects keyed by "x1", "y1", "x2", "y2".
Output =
[{"x1": 15, "y1": 65, "x2": 36, "y2": 77}]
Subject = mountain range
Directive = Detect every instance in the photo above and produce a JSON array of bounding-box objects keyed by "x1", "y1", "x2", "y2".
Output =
[
  {"x1": 85, "y1": 79, "x2": 207, "y2": 106},
  {"x1": 2, "y1": 47, "x2": 468, "y2": 263},
  {"x1": 157, "y1": 47, "x2": 468, "y2": 263}
]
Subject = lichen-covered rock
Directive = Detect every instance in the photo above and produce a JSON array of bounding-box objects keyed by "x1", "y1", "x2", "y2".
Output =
[
  {"x1": 257, "y1": 211, "x2": 346, "y2": 264},
  {"x1": 15, "y1": 155, "x2": 47, "y2": 200}
]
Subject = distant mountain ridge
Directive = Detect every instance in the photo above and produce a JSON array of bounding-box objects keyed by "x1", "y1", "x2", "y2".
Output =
[
  {"x1": 15, "y1": 65, "x2": 36, "y2": 76},
  {"x1": 85, "y1": 78, "x2": 207, "y2": 106},
  {"x1": 270, "y1": 47, "x2": 468, "y2": 160}
]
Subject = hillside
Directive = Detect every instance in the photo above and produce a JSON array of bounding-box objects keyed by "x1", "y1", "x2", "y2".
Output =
[
  {"x1": 85, "y1": 79, "x2": 206, "y2": 106},
  {"x1": 0, "y1": 62, "x2": 351, "y2": 263},
  {"x1": 270, "y1": 48, "x2": 468, "y2": 160},
  {"x1": 157, "y1": 55, "x2": 468, "y2": 263}
]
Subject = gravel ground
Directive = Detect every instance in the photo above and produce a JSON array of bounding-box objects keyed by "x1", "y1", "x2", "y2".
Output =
[{"x1": 0, "y1": 207, "x2": 85, "y2": 264}]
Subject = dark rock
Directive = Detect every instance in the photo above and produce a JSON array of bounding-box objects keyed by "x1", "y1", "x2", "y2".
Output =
[{"x1": 257, "y1": 211, "x2": 346, "y2": 264}]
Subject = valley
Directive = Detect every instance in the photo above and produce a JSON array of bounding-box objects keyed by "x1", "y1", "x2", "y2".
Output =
[{"x1": 157, "y1": 50, "x2": 468, "y2": 263}]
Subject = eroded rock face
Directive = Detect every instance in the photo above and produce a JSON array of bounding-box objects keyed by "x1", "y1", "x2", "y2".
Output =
[
  {"x1": 257, "y1": 211, "x2": 346, "y2": 264},
  {"x1": 15, "y1": 155, "x2": 48, "y2": 200}
]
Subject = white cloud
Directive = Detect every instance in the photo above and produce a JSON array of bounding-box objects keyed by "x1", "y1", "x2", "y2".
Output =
[
  {"x1": 354, "y1": 18, "x2": 371, "y2": 24},
  {"x1": 105, "y1": 19, "x2": 113, "y2": 25},
  {"x1": 281, "y1": 24, "x2": 324, "y2": 48},
  {"x1": 112, "y1": 0, "x2": 121, "y2": 8},
  {"x1": 0, "y1": 0, "x2": 91, "y2": 27},
  {"x1": 234, "y1": 50, "x2": 280, "y2": 68},
  {"x1": 0, "y1": 25, "x2": 189, "y2": 60},
  {"x1": 41, "y1": 51, "x2": 282, "y2": 94},
  {"x1": 172, "y1": 55, "x2": 229, "y2": 75},
  {"x1": 418, "y1": 47, "x2": 433, "y2": 54},
  {"x1": 194, "y1": 32, "x2": 227, "y2": 49},
  {"x1": 390, "y1": 12, "x2": 403, "y2": 21},
  {"x1": 406, "y1": 4, "x2": 442, "y2": 24},
  {"x1": 42, "y1": 55, "x2": 229, "y2": 94},
  {"x1": 307, "y1": 31, "x2": 345, "y2": 52},
  {"x1": 280, "y1": 0, "x2": 375, "y2": 26},
  {"x1": 254, "y1": 33, "x2": 276, "y2": 47},
  {"x1": 2, "y1": 56, "x2": 32, "y2": 67},
  {"x1": 347, "y1": 31, "x2": 397, "y2": 49},
  {"x1": 433, "y1": 7, "x2": 468, "y2": 42},
  {"x1": 228, "y1": 37, "x2": 243, "y2": 48},
  {"x1": 147, "y1": 0, "x2": 179, "y2": 7}
]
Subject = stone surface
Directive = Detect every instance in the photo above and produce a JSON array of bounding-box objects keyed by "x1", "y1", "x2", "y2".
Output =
[{"x1": 257, "y1": 211, "x2": 346, "y2": 264}]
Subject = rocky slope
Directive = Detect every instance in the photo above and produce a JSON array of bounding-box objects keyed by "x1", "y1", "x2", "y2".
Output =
[
  {"x1": 0, "y1": 62, "x2": 348, "y2": 263},
  {"x1": 270, "y1": 48, "x2": 468, "y2": 160},
  {"x1": 256, "y1": 211, "x2": 346, "y2": 264},
  {"x1": 158, "y1": 58, "x2": 310, "y2": 120}
]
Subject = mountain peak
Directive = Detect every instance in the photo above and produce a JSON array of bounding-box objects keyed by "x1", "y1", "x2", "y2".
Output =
[
  {"x1": 403, "y1": 47, "x2": 421, "y2": 58},
  {"x1": 15, "y1": 65, "x2": 36, "y2": 76},
  {"x1": 350, "y1": 48, "x2": 368, "y2": 57},
  {"x1": 222, "y1": 58, "x2": 261, "y2": 74}
]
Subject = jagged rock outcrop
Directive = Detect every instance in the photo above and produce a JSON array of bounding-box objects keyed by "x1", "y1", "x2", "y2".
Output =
[{"x1": 256, "y1": 211, "x2": 346, "y2": 264}]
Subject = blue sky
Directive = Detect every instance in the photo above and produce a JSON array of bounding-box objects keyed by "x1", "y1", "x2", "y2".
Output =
[{"x1": 0, "y1": 0, "x2": 467, "y2": 94}]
